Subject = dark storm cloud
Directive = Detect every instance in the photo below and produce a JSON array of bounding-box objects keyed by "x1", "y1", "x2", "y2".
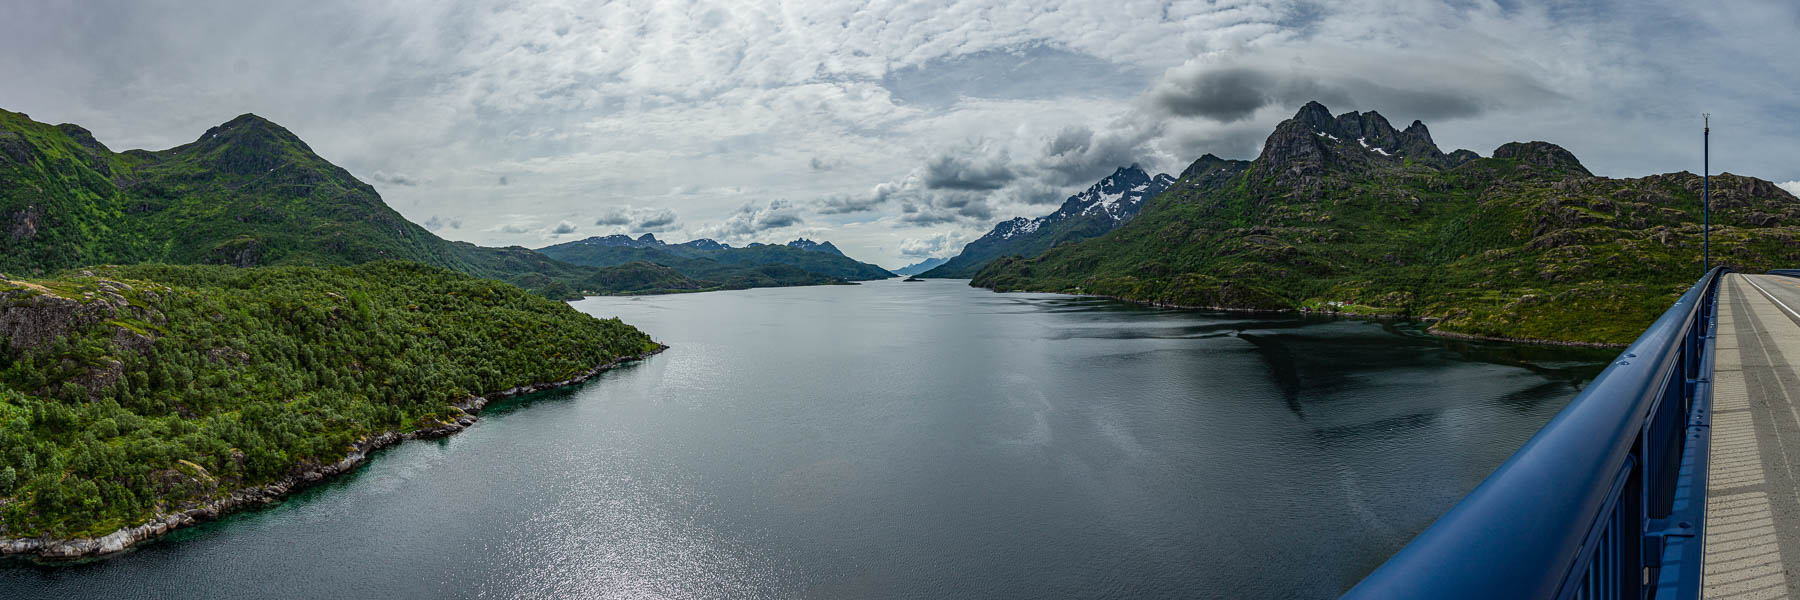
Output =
[
  {"x1": 898, "y1": 190, "x2": 994, "y2": 226},
  {"x1": 636, "y1": 208, "x2": 678, "y2": 230},
  {"x1": 1146, "y1": 48, "x2": 1560, "y2": 124},
  {"x1": 1034, "y1": 122, "x2": 1162, "y2": 186},
  {"x1": 1149, "y1": 67, "x2": 1280, "y2": 122},
  {"x1": 921, "y1": 147, "x2": 1016, "y2": 191},
  {"x1": 594, "y1": 206, "x2": 681, "y2": 232},
  {"x1": 817, "y1": 193, "x2": 883, "y2": 214}
]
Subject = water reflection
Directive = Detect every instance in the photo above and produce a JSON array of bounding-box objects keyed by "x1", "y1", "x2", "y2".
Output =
[{"x1": 1, "y1": 280, "x2": 1613, "y2": 600}]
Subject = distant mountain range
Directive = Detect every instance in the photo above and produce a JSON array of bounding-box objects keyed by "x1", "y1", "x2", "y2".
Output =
[
  {"x1": 919, "y1": 164, "x2": 1180, "y2": 278},
  {"x1": 971, "y1": 101, "x2": 1800, "y2": 345},
  {"x1": 891, "y1": 257, "x2": 948, "y2": 276},
  {"x1": 536, "y1": 233, "x2": 893, "y2": 287},
  {"x1": 0, "y1": 109, "x2": 883, "y2": 298}
]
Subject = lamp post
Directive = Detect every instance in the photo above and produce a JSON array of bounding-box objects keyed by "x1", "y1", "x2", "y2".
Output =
[{"x1": 1704, "y1": 114, "x2": 1710, "y2": 273}]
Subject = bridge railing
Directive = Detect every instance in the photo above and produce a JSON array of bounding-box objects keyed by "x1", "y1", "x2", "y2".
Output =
[{"x1": 1344, "y1": 267, "x2": 1726, "y2": 600}]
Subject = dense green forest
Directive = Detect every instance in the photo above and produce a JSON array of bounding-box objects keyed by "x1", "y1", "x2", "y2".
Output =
[
  {"x1": 0, "y1": 262, "x2": 657, "y2": 539},
  {"x1": 973, "y1": 103, "x2": 1800, "y2": 345}
]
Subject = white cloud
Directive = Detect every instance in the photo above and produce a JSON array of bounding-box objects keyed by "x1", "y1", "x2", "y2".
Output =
[
  {"x1": 3, "y1": 0, "x2": 1797, "y2": 267},
  {"x1": 694, "y1": 199, "x2": 806, "y2": 243},
  {"x1": 593, "y1": 205, "x2": 681, "y2": 233},
  {"x1": 1779, "y1": 181, "x2": 1800, "y2": 198},
  {"x1": 899, "y1": 231, "x2": 970, "y2": 259}
]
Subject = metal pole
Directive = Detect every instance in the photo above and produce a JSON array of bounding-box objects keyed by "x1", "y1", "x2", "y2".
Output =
[{"x1": 1704, "y1": 114, "x2": 1710, "y2": 273}]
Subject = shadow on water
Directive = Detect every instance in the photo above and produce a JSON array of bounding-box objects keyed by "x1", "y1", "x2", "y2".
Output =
[{"x1": 1236, "y1": 321, "x2": 1614, "y2": 411}]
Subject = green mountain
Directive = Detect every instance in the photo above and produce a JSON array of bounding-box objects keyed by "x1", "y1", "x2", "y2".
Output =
[
  {"x1": 0, "y1": 109, "x2": 691, "y2": 299},
  {"x1": 536, "y1": 234, "x2": 895, "y2": 285},
  {"x1": 972, "y1": 101, "x2": 1800, "y2": 345},
  {"x1": 0, "y1": 262, "x2": 658, "y2": 551},
  {"x1": 920, "y1": 164, "x2": 1180, "y2": 278}
]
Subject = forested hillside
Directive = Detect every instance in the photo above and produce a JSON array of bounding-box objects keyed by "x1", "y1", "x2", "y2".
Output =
[
  {"x1": 974, "y1": 102, "x2": 1800, "y2": 345},
  {"x1": 0, "y1": 262, "x2": 658, "y2": 546}
]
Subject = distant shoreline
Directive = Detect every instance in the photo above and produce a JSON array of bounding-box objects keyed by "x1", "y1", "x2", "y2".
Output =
[
  {"x1": 0, "y1": 345, "x2": 666, "y2": 563},
  {"x1": 987, "y1": 286, "x2": 1629, "y2": 349}
]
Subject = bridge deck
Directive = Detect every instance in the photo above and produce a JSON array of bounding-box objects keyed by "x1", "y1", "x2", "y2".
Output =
[{"x1": 1706, "y1": 273, "x2": 1800, "y2": 599}]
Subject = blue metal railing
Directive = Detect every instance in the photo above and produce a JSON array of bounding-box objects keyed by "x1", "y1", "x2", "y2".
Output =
[{"x1": 1344, "y1": 267, "x2": 1725, "y2": 599}]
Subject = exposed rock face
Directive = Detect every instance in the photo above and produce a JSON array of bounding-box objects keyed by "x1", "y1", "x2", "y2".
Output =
[
  {"x1": 210, "y1": 237, "x2": 265, "y2": 267},
  {"x1": 7, "y1": 204, "x2": 41, "y2": 241},
  {"x1": 1446, "y1": 149, "x2": 1482, "y2": 168},
  {"x1": 1175, "y1": 154, "x2": 1253, "y2": 192},
  {"x1": 55, "y1": 124, "x2": 111, "y2": 154},
  {"x1": 1493, "y1": 141, "x2": 1592, "y2": 176},
  {"x1": 1255, "y1": 100, "x2": 1462, "y2": 183},
  {"x1": 0, "y1": 286, "x2": 119, "y2": 353},
  {"x1": 0, "y1": 129, "x2": 32, "y2": 164},
  {"x1": 786, "y1": 238, "x2": 845, "y2": 256}
]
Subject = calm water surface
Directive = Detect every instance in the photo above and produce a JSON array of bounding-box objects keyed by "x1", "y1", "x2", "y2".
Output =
[{"x1": 1, "y1": 279, "x2": 1614, "y2": 599}]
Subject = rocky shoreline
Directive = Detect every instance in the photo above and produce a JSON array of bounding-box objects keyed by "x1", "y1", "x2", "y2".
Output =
[{"x1": 0, "y1": 345, "x2": 666, "y2": 563}]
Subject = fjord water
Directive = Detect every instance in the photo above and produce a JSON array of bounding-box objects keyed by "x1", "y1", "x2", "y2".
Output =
[{"x1": 1, "y1": 279, "x2": 1611, "y2": 599}]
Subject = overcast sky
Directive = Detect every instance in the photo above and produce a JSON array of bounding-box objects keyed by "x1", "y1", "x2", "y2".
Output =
[{"x1": 4, "y1": 0, "x2": 1797, "y2": 268}]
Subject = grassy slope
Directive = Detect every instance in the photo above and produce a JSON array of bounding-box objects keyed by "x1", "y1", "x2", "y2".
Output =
[
  {"x1": 0, "y1": 262, "x2": 657, "y2": 538},
  {"x1": 974, "y1": 154, "x2": 1800, "y2": 345}
]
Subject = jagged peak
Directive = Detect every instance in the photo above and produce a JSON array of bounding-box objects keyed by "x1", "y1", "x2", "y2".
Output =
[
  {"x1": 787, "y1": 237, "x2": 844, "y2": 256},
  {"x1": 1257, "y1": 101, "x2": 1455, "y2": 178}
]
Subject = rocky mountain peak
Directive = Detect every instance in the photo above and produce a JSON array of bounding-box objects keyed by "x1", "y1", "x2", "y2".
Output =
[
  {"x1": 1493, "y1": 141, "x2": 1592, "y2": 177},
  {"x1": 787, "y1": 238, "x2": 845, "y2": 256},
  {"x1": 1045, "y1": 163, "x2": 1174, "y2": 224},
  {"x1": 1295, "y1": 101, "x2": 1336, "y2": 133},
  {"x1": 1257, "y1": 101, "x2": 1452, "y2": 181}
]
